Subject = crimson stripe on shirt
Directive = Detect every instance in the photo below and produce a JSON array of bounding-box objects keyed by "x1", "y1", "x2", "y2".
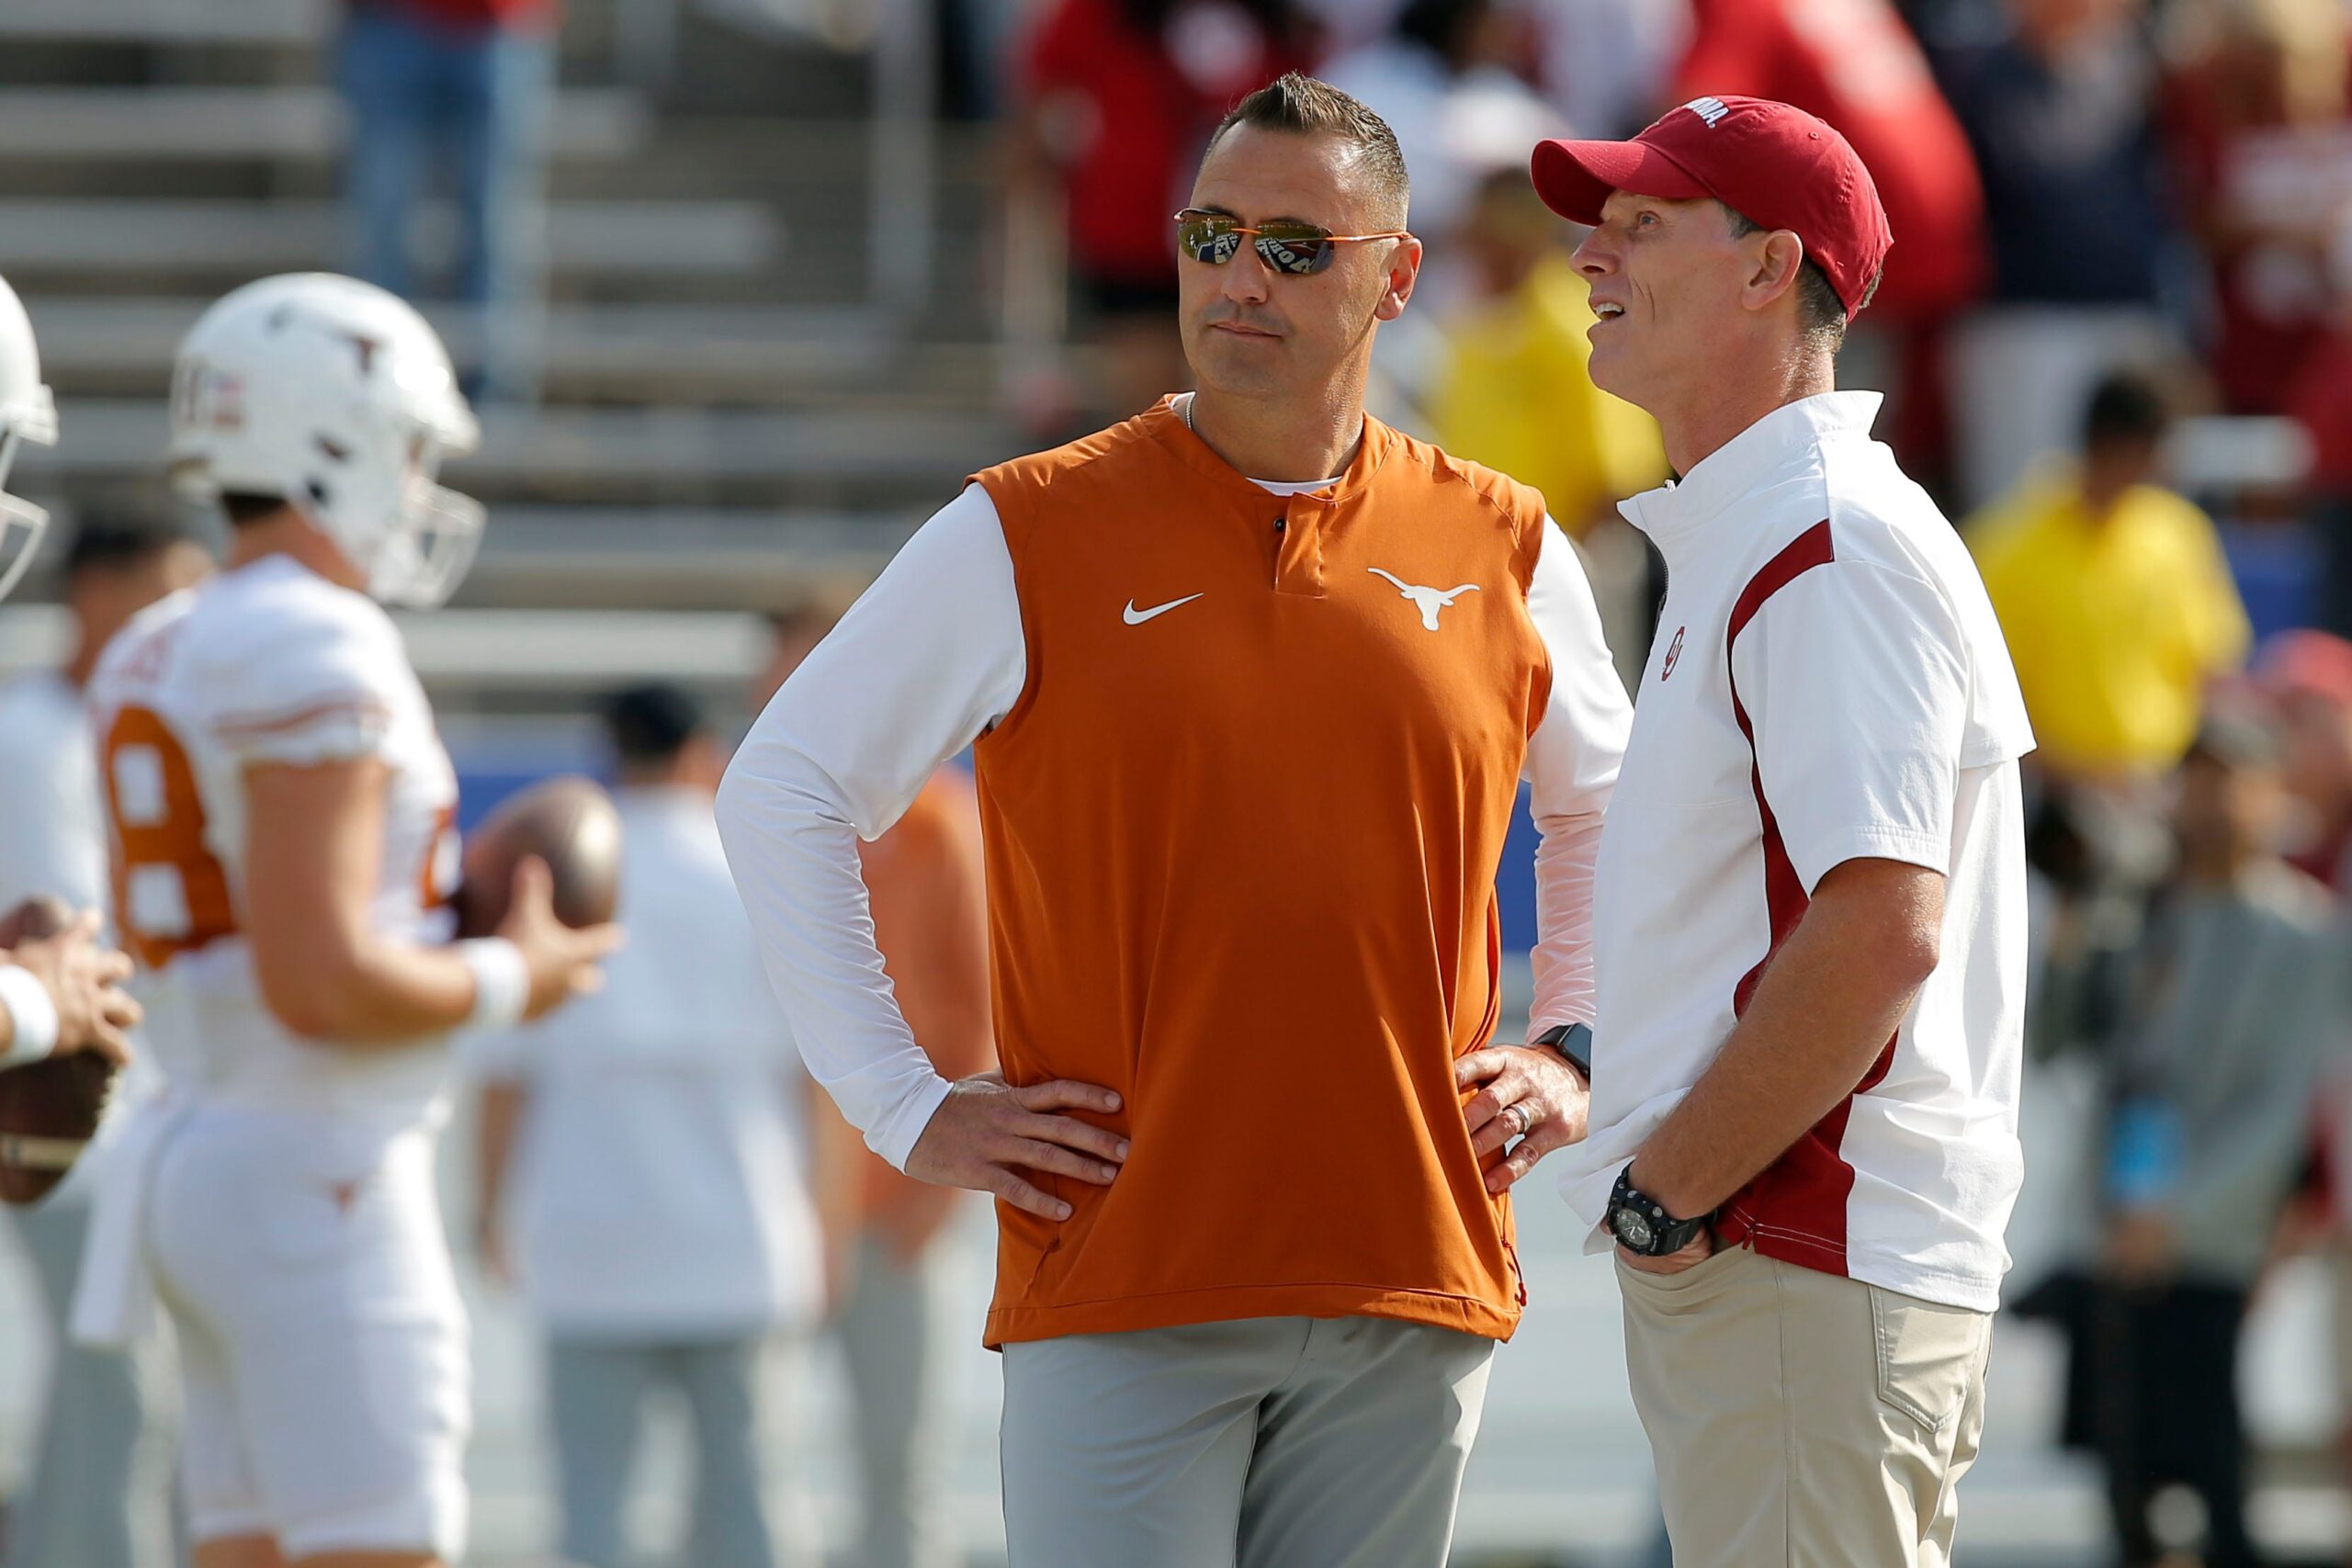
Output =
[{"x1": 1712, "y1": 519, "x2": 1898, "y2": 1278}]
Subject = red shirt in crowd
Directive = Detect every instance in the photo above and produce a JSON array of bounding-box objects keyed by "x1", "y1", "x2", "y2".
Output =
[
  {"x1": 1672, "y1": 0, "x2": 1985, "y2": 325},
  {"x1": 2285, "y1": 326, "x2": 2352, "y2": 493},
  {"x1": 1021, "y1": 0, "x2": 1306, "y2": 290},
  {"x1": 359, "y1": 0, "x2": 553, "y2": 29},
  {"x1": 2165, "y1": 62, "x2": 2352, "y2": 415}
]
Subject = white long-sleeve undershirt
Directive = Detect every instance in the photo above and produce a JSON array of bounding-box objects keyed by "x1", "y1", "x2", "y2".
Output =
[{"x1": 716, "y1": 480, "x2": 1631, "y2": 1169}]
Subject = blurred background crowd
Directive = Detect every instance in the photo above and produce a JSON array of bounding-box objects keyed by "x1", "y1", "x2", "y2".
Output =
[{"x1": 1, "y1": 0, "x2": 2351, "y2": 1563}]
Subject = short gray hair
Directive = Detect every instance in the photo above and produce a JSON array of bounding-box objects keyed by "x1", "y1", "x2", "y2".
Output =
[
  {"x1": 1205, "y1": 73, "x2": 1410, "y2": 231},
  {"x1": 1720, "y1": 204, "x2": 1879, "y2": 356}
]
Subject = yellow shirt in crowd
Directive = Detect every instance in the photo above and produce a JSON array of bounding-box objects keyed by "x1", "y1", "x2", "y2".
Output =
[
  {"x1": 1430, "y1": 253, "x2": 1668, "y2": 536},
  {"x1": 1966, "y1": 470, "x2": 2249, "y2": 776}
]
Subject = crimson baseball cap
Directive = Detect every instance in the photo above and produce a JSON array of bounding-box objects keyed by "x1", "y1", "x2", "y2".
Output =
[
  {"x1": 2256, "y1": 629, "x2": 2352, "y2": 710},
  {"x1": 1530, "y1": 95, "x2": 1893, "y2": 322}
]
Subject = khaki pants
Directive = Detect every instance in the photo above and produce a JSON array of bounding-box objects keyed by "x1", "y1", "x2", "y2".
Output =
[
  {"x1": 1618, "y1": 1247, "x2": 1992, "y2": 1567},
  {"x1": 1000, "y1": 1315, "x2": 1494, "y2": 1568}
]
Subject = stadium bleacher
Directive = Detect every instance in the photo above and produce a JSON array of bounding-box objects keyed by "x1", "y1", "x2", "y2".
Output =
[{"x1": 0, "y1": 0, "x2": 1008, "y2": 663}]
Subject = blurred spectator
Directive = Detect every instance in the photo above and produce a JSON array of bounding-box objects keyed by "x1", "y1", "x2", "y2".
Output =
[
  {"x1": 1318, "y1": 17, "x2": 1566, "y2": 423},
  {"x1": 338, "y1": 0, "x2": 557, "y2": 405},
  {"x1": 1932, "y1": 0, "x2": 2188, "y2": 509},
  {"x1": 471, "y1": 683, "x2": 836, "y2": 1568},
  {"x1": 1009, "y1": 0, "x2": 1307, "y2": 424},
  {"x1": 2252, "y1": 636, "x2": 2352, "y2": 1489},
  {"x1": 2278, "y1": 269, "x2": 2352, "y2": 637},
  {"x1": 0, "y1": 511, "x2": 208, "y2": 1568},
  {"x1": 1320, "y1": 0, "x2": 1541, "y2": 240},
  {"x1": 1667, "y1": 0, "x2": 1985, "y2": 479},
  {"x1": 1426, "y1": 168, "x2": 1664, "y2": 535},
  {"x1": 2256, "y1": 628, "x2": 2352, "y2": 886},
  {"x1": 2164, "y1": 0, "x2": 2352, "y2": 416},
  {"x1": 1422, "y1": 165, "x2": 1663, "y2": 677},
  {"x1": 2082, "y1": 714, "x2": 2345, "y2": 1568},
  {"x1": 1670, "y1": 0, "x2": 1987, "y2": 333},
  {"x1": 1529, "y1": 0, "x2": 1688, "y2": 140},
  {"x1": 754, "y1": 611, "x2": 993, "y2": 1568},
  {"x1": 1970, "y1": 368, "x2": 2251, "y2": 780}
]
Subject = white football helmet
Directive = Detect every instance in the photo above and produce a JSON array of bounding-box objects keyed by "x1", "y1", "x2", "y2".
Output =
[
  {"x1": 168, "y1": 273, "x2": 482, "y2": 609},
  {"x1": 0, "y1": 273, "x2": 58, "y2": 604}
]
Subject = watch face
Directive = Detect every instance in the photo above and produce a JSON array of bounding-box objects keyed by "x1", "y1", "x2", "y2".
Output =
[{"x1": 1613, "y1": 1209, "x2": 1655, "y2": 1252}]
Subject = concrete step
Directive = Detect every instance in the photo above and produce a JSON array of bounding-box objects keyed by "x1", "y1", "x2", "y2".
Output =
[
  {"x1": 0, "y1": 85, "x2": 650, "y2": 164},
  {"x1": 19, "y1": 399, "x2": 1013, "y2": 506},
  {"x1": 450, "y1": 503, "x2": 919, "y2": 608},
  {"x1": 0, "y1": 197, "x2": 786, "y2": 283},
  {"x1": 0, "y1": 602, "x2": 780, "y2": 692},
  {"x1": 0, "y1": 0, "x2": 321, "y2": 44},
  {"x1": 21, "y1": 296, "x2": 1003, "y2": 405},
  {"x1": 13, "y1": 492, "x2": 923, "y2": 610}
]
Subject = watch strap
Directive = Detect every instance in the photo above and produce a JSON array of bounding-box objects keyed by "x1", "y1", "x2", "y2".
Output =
[
  {"x1": 1607, "y1": 1165, "x2": 1713, "y2": 1257},
  {"x1": 1532, "y1": 1022, "x2": 1591, "y2": 1081}
]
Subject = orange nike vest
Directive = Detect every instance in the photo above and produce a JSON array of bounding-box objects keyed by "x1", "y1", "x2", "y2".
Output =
[{"x1": 970, "y1": 397, "x2": 1555, "y2": 1347}]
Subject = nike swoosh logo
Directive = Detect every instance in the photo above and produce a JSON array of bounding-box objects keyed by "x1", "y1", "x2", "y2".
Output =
[{"x1": 1123, "y1": 593, "x2": 1204, "y2": 626}]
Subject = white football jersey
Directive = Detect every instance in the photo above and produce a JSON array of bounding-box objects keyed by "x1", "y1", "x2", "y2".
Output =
[{"x1": 87, "y1": 554, "x2": 459, "y2": 1135}]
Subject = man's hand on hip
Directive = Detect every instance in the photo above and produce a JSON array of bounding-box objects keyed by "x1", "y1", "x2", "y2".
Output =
[
  {"x1": 1458, "y1": 1043, "x2": 1588, "y2": 1194},
  {"x1": 905, "y1": 1071, "x2": 1128, "y2": 1221}
]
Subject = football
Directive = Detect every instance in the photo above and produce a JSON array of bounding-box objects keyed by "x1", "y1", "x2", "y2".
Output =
[
  {"x1": 0, "y1": 894, "x2": 122, "y2": 1206},
  {"x1": 451, "y1": 775, "x2": 624, "y2": 938}
]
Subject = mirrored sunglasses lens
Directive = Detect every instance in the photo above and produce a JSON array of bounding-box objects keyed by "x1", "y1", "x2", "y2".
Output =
[
  {"x1": 1255, "y1": 231, "x2": 1333, "y2": 275},
  {"x1": 1179, "y1": 216, "x2": 1244, "y2": 265}
]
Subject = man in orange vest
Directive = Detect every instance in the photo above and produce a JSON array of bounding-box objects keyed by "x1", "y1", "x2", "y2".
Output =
[{"x1": 719, "y1": 72, "x2": 1632, "y2": 1566}]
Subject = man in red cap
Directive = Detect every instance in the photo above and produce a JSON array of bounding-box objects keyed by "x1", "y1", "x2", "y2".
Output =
[
  {"x1": 1530, "y1": 97, "x2": 2037, "y2": 1564},
  {"x1": 2257, "y1": 629, "x2": 2352, "y2": 889}
]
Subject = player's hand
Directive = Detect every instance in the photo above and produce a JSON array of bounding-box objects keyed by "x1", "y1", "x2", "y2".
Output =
[
  {"x1": 905, "y1": 1071, "x2": 1127, "y2": 1222},
  {"x1": 7, "y1": 909, "x2": 139, "y2": 1068},
  {"x1": 495, "y1": 856, "x2": 625, "y2": 1021},
  {"x1": 1618, "y1": 1227, "x2": 1718, "y2": 1276},
  {"x1": 1459, "y1": 1043, "x2": 1587, "y2": 1194}
]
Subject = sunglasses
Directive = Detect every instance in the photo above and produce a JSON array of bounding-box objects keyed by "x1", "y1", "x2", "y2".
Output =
[{"x1": 1173, "y1": 209, "x2": 1410, "y2": 276}]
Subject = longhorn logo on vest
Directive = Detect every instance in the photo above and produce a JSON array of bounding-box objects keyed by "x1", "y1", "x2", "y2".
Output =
[
  {"x1": 1661, "y1": 625, "x2": 1686, "y2": 679},
  {"x1": 1683, "y1": 96, "x2": 1730, "y2": 128},
  {"x1": 1367, "y1": 569, "x2": 1478, "y2": 631}
]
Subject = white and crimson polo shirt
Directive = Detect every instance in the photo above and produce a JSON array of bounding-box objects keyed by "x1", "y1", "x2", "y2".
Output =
[{"x1": 1565, "y1": 392, "x2": 2034, "y2": 1313}]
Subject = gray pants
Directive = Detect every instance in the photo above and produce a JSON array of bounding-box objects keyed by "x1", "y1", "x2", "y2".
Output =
[
  {"x1": 1000, "y1": 1314, "x2": 1495, "y2": 1568},
  {"x1": 834, "y1": 1236, "x2": 956, "y2": 1568},
  {"x1": 546, "y1": 1334, "x2": 787, "y2": 1568},
  {"x1": 4, "y1": 1196, "x2": 174, "y2": 1568}
]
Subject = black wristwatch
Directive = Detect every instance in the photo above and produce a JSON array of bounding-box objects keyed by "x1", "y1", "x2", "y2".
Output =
[
  {"x1": 1606, "y1": 1165, "x2": 1713, "y2": 1257},
  {"x1": 1532, "y1": 1022, "x2": 1592, "y2": 1082}
]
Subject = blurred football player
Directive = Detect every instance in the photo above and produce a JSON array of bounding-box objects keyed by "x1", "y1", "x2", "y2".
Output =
[
  {"x1": 0, "y1": 270, "x2": 59, "y2": 604},
  {"x1": 73, "y1": 273, "x2": 619, "y2": 1568},
  {"x1": 0, "y1": 508, "x2": 209, "y2": 1568},
  {"x1": 470, "y1": 682, "x2": 832, "y2": 1568},
  {"x1": 0, "y1": 270, "x2": 147, "y2": 1077},
  {"x1": 756, "y1": 608, "x2": 991, "y2": 1568}
]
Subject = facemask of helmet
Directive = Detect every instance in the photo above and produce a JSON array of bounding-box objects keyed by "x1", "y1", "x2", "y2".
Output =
[{"x1": 0, "y1": 275, "x2": 56, "y2": 604}]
